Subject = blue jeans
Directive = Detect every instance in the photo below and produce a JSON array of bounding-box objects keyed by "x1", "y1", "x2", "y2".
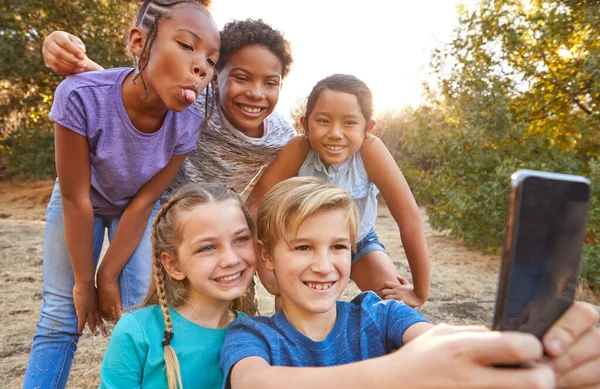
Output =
[{"x1": 23, "y1": 182, "x2": 159, "y2": 389}]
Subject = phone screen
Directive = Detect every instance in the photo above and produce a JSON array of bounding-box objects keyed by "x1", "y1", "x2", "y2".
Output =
[{"x1": 495, "y1": 174, "x2": 590, "y2": 338}]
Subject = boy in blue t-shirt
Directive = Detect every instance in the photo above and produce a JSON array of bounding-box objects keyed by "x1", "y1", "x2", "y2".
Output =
[{"x1": 220, "y1": 177, "x2": 600, "y2": 389}]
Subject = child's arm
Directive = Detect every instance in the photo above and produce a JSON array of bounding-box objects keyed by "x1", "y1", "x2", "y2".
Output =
[
  {"x1": 360, "y1": 136, "x2": 430, "y2": 306},
  {"x1": 96, "y1": 154, "x2": 186, "y2": 321},
  {"x1": 245, "y1": 135, "x2": 310, "y2": 295},
  {"x1": 228, "y1": 328, "x2": 551, "y2": 389},
  {"x1": 245, "y1": 135, "x2": 310, "y2": 219},
  {"x1": 55, "y1": 123, "x2": 100, "y2": 334},
  {"x1": 42, "y1": 31, "x2": 103, "y2": 75}
]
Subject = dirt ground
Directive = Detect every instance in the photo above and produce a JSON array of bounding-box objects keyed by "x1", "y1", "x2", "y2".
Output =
[{"x1": 1, "y1": 179, "x2": 598, "y2": 388}]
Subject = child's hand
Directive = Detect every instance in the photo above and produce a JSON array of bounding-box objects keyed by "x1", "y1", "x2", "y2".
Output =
[
  {"x1": 72, "y1": 281, "x2": 102, "y2": 334},
  {"x1": 379, "y1": 275, "x2": 425, "y2": 307},
  {"x1": 542, "y1": 302, "x2": 600, "y2": 389},
  {"x1": 394, "y1": 324, "x2": 555, "y2": 389},
  {"x1": 97, "y1": 274, "x2": 123, "y2": 323}
]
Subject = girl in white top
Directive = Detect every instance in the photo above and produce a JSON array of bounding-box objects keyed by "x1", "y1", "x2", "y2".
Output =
[{"x1": 247, "y1": 74, "x2": 430, "y2": 308}]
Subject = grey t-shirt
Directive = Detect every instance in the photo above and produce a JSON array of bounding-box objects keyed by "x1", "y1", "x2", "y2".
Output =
[{"x1": 167, "y1": 96, "x2": 296, "y2": 198}]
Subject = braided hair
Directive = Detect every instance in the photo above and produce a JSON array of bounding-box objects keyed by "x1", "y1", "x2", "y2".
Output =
[
  {"x1": 131, "y1": 0, "x2": 216, "y2": 124},
  {"x1": 143, "y1": 183, "x2": 257, "y2": 389}
]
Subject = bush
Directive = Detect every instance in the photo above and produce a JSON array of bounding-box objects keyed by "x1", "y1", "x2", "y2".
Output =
[{"x1": 0, "y1": 126, "x2": 55, "y2": 179}]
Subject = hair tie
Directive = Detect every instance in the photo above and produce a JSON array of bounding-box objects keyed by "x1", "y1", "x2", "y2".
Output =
[{"x1": 162, "y1": 330, "x2": 174, "y2": 347}]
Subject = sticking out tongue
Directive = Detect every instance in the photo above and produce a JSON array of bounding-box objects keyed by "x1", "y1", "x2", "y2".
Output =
[{"x1": 183, "y1": 88, "x2": 196, "y2": 103}]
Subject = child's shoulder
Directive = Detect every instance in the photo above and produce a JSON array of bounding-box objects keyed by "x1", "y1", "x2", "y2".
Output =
[
  {"x1": 266, "y1": 111, "x2": 297, "y2": 139},
  {"x1": 58, "y1": 67, "x2": 132, "y2": 92}
]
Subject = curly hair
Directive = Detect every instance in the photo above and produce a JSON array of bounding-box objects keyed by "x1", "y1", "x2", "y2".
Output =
[{"x1": 216, "y1": 19, "x2": 293, "y2": 79}]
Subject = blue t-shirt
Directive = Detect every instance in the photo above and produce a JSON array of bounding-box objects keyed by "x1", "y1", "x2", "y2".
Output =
[
  {"x1": 219, "y1": 292, "x2": 427, "y2": 388},
  {"x1": 100, "y1": 305, "x2": 246, "y2": 389},
  {"x1": 49, "y1": 68, "x2": 201, "y2": 215}
]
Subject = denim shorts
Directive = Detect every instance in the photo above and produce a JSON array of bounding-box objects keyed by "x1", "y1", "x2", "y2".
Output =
[{"x1": 352, "y1": 227, "x2": 386, "y2": 266}]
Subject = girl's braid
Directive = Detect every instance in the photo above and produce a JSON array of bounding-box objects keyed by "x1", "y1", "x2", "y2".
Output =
[{"x1": 151, "y1": 199, "x2": 184, "y2": 389}]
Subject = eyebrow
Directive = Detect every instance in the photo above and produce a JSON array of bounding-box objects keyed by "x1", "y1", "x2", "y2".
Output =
[
  {"x1": 229, "y1": 67, "x2": 281, "y2": 79},
  {"x1": 312, "y1": 111, "x2": 361, "y2": 119}
]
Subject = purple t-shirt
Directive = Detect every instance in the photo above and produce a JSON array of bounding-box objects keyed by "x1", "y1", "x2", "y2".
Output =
[{"x1": 50, "y1": 68, "x2": 201, "y2": 215}]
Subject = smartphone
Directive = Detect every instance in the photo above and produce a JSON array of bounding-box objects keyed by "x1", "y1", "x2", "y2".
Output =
[{"x1": 492, "y1": 169, "x2": 591, "y2": 339}]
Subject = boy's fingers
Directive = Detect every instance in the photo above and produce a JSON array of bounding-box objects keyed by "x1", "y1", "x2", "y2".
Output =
[
  {"x1": 553, "y1": 328, "x2": 600, "y2": 374},
  {"x1": 87, "y1": 312, "x2": 97, "y2": 335},
  {"x1": 396, "y1": 275, "x2": 410, "y2": 285},
  {"x1": 556, "y1": 355, "x2": 600, "y2": 389},
  {"x1": 452, "y1": 331, "x2": 543, "y2": 365},
  {"x1": 486, "y1": 363, "x2": 555, "y2": 389},
  {"x1": 543, "y1": 302, "x2": 599, "y2": 357}
]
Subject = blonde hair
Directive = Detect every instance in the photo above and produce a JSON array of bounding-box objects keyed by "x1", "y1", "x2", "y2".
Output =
[
  {"x1": 143, "y1": 183, "x2": 258, "y2": 389},
  {"x1": 257, "y1": 177, "x2": 359, "y2": 255}
]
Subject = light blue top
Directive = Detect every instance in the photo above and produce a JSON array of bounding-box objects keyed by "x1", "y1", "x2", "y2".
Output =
[
  {"x1": 298, "y1": 149, "x2": 379, "y2": 241},
  {"x1": 220, "y1": 292, "x2": 428, "y2": 389},
  {"x1": 99, "y1": 305, "x2": 246, "y2": 389}
]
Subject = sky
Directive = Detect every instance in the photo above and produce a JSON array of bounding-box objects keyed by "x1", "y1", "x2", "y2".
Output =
[{"x1": 209, "y1": 0, "x2": 480, "y2": 118}]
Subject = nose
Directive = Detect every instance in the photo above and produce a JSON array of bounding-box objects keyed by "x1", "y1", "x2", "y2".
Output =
[
  {"x1": 327, "y1": 124, "x2": 343, "y2": 139},
  {"x1": 219, "y1": 245, "x2": 241, "y2": 268},
  {"x1": 193, "y1": 56, "x2": 208, "y2": 80},
  {"x1": 244, "y1": 83, "x2": 265, "y2": 100},
  {"x1": 310, "y1": 249, "x2": 335, "y2": 274}
]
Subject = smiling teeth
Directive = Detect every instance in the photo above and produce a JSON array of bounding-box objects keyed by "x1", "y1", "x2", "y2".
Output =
[
  {"x1": 216, "y1": 272, "x2": 242, "y2": 283},
  {"x1": 239, "y1": 105, "x2": 262, "y2": 114},
  {"x1": 325, "y1": 145, "x2": 343, "y2": 151},
  {"x1": 306, "y1": 282, "x2": 333, "y2": 290}
]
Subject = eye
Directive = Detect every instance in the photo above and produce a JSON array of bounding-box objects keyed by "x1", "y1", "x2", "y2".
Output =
[
  {"x1": 294, "y1": 245, "x2": 312, "y2": 251},
  {"x1": 316, "y1": 118, "x2": 329, "y2": 124},
  {"x1": 235, "y1": 76, "x2": 248, "y2": 82},
  {"x1": 266, "y1": 80, "x2": 279, "y2": 87},
  {"x1": 344, "y1": 121, "x2": 359, "y2": 126},
  {"x1": 207, "y1": 58, "x2": 217, "y2": 67},
  {"x1": 234, "y1": 236, "x2": 251, "y2": 245},
  {"x1": 198, "y1": 244, "x2": 216, "y2": 253},
  {"x1": 332, "y1": 244, "x2": 350, "y2": 251},
  {"x1": 178, "y1": 41, "x2": 193, "y2": 51}
]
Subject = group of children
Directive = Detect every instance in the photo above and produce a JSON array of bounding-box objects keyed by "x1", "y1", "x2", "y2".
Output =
[{"x1": 24, "y1": 1, "x2": 600, "y2": 389}]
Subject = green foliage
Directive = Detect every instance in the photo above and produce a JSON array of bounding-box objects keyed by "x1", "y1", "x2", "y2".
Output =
[
  {"x1": 1, "y1": 0, "x2": 138, "y2": 176},
  {"x1": 0, "y1": 126, "x2": 55, "y2": 179},
  {"x1": 386, "y1": 0, "x2": 600, "y2": 290}
]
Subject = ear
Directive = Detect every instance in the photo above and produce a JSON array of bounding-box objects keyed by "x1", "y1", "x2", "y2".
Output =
[
  {"x1": 212, "y1": 73, "x2": 219, "y2": 91},
  {"x1": 366, "y1": 119, "x2": 376, "y2": 134},
  {"x1": 128, "y1": 27, "x2": 147, "y2": 59},
  {"x1": 300, "y1": 116, "x2": 308, "y2": 135},
  {"x1": 160, "y1": 252, "x2": 185, "y2": 281},
  {"x1": 257, "y1": 240, "x2": 275, "y2": 271}
]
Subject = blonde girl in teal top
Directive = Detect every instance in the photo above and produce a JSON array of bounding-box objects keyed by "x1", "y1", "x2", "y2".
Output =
[{"x1": 100, "y1": 183, "x2": 257, "y2": 389}]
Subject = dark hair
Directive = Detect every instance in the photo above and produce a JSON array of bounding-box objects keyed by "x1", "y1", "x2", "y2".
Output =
[
  {"x1": 304, "y1": 74, "x2": 374, "y2": 126},
  {"x1": 133, "y1": 1, "x2": 211, "y2": 96},
  {"x1": 216, "y1": 19, "x2": 293, "y2": 79}
]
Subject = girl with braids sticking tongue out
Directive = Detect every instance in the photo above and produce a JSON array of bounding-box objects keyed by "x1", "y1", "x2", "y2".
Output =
[
  {"x1": 24, "y1": 2, "x2": 219, "y2": 388},
  {"x1": 100, "y1": 183, "x2": 257, "y2": 389}
]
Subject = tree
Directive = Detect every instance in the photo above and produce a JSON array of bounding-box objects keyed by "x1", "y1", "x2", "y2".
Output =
[
  {"x1": 400, "y1": 0, "x2": 599, "y2": 289},
  {"x1": 1, "y1": 0, "x2": 138, "y2": 177}
]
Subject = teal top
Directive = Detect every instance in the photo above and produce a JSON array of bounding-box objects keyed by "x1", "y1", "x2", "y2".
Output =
[{"x1": 99, "y1": 305, "x2": 246, "y2": 389}]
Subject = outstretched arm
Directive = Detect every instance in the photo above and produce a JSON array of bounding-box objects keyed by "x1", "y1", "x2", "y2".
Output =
[
  {"x1": 43, "y1": 31, "x2": 103, "y2": 75},
  {"x1": 229, "y1": 325, "x2": 552, "y2": 389},
  {"x1": 360, "y1": 136, "x2": 430, "y2": 306}
]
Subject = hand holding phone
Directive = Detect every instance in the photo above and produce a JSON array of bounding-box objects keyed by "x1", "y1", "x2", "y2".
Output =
[{"x1": 492, "y1": 170, "x2": 590, "y2": 339}]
